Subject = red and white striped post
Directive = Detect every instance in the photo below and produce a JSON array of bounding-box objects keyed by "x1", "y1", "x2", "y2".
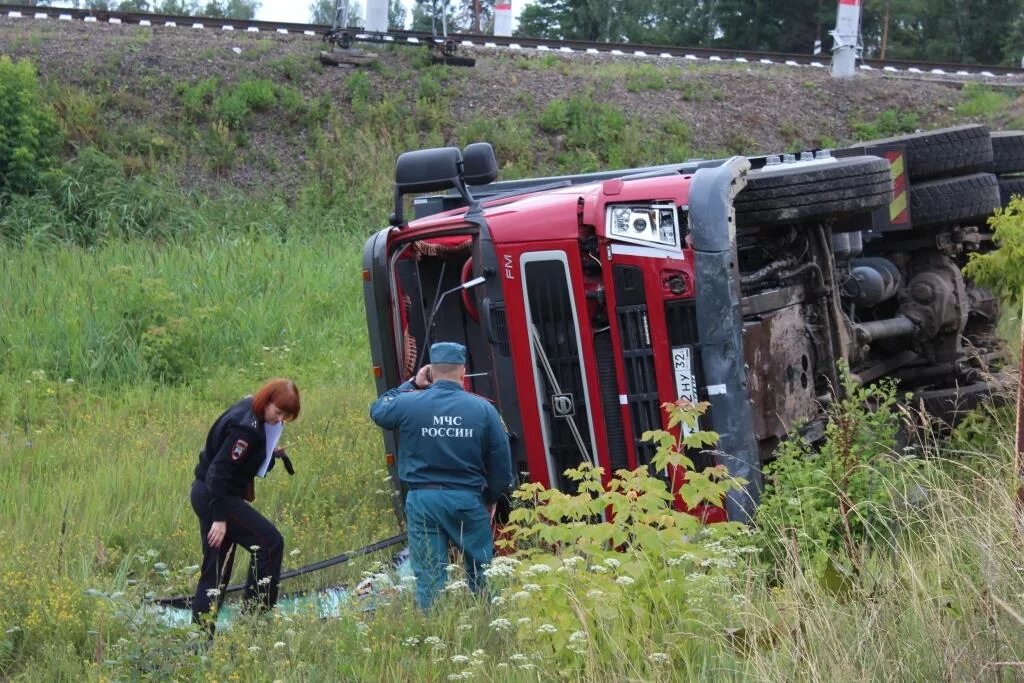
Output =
[
  {"x1": 494, "y1": 2, "x2": 513, "y2": 37},
  {"x1": 831, "y1": 0, "x2": 862, "y2": 78}
]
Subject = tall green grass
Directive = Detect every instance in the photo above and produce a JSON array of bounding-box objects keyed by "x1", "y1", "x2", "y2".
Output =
[{"x1": 0, "y1": 235, "x2": 370, "y2": 387}]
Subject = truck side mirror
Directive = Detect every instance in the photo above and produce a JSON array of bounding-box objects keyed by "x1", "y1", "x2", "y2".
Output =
[{"x1": 463, "y1": 142, "x2": 498, "y2": 187}]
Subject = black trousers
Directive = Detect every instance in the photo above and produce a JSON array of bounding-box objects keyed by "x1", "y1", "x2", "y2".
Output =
[{"x1": 189, "y1": 479, "x2": 284, "y2": 627}]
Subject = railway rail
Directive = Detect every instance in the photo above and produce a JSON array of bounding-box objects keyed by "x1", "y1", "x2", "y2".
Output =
[{"x1": 3, "y1": 3, "x2": 1024, "y2": 79}]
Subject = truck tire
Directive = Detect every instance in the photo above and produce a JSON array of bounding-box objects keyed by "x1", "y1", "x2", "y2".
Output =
[
  {"x1": 859, "y1": 125, "x2": 993, "y2": 180},
  {"x1": 998, "y1": 177, "x2": 1024, "y2": 207},
  {"x1": 736, "y1": 156, "x2": 892, "y2": 227},
  {"x1": 989, "y1": 131, "x2": 1024, "y2": 175},
  {"x1": 908, "y1": 173, "x2": 1001, "y2": 226}
]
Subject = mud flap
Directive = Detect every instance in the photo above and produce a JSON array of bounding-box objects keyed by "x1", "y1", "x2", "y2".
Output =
[{"x1": 688, "y1": 156, "x2": 764, "y2": 523}]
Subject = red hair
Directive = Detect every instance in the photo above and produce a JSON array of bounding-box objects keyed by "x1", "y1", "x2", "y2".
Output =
[{"x1": 252, "y1": 378, "x2": 301, "y2": 421}]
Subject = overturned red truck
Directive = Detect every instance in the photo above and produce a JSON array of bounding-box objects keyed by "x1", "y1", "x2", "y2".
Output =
[{"x1": 364, "y1": 125, "x2": 1017, "y2": 523}]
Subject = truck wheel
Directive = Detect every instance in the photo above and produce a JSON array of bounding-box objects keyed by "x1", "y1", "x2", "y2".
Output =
[
  {"x1": 908, "y1": 173, "x2": 1001, "y2": 227},
  {"x1": 859, "y1": 124, "x2": 993, "y2": 180},
  {"x1": 998, "y1": 177, "x2": 1024, "y2": 207},
  {"x1": 990, "y1": 131, "x2": 1024, "y2": 175},
  {"x1": 736, "y1": 156, "x2": 892, "y2": 227}
]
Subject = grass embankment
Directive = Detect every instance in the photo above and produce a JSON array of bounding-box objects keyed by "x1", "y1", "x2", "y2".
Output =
[{"x1": 2, "y1": 37, "x2": 1024, "y2": 679}]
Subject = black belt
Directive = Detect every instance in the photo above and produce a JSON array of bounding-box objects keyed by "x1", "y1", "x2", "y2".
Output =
[{"x1": 406, "y1": 483, "x2": 478, "y2": 492}]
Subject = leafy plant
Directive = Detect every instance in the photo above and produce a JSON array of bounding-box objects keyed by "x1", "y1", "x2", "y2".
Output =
[
  {"x1": 755, "y1": 365, "x2": 915, "y2": 583},
  {"x1": 0, "y1": 57, "x2": 61, "y2": 197},
  {"x1": 488, "y1": 400, "x2": 750, "y2": 672},
  {"x1": 964, "y1": 196, "x2": 1024, "y2": 307},
  {"x1": 851, "y1": 108, "x2": 920, "y2": 140}
]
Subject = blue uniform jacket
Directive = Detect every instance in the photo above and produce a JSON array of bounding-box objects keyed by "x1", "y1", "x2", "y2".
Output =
[{"x1": 369, "y1": 379, "x2": 514, "y2": 504}]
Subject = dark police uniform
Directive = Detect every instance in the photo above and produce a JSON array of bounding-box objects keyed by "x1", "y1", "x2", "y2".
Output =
[
  {"x1": 190, "y1": 396, "x2": 287, "y2": 629},
  {"x1": 369, "y1": 342, "x2": 514, "y2": 609}
]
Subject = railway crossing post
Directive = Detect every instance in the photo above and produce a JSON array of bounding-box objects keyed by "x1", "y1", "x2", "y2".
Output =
[{"x1": 830, "y1": 0, "x2": 863, "y2": 78}]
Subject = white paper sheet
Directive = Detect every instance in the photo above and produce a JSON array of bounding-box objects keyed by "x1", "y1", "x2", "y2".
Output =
[{"x1": 257, "y1": 421, "x2": 283, "y2": 478}]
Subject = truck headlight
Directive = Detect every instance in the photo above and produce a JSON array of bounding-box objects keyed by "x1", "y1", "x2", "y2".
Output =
[{"x1": 607, "y1": 203, "x2": 679, "y2": 250}]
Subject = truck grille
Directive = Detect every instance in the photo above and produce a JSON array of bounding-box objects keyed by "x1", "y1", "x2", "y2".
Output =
[
  {"x1": 664, "y1": 299, "x2": 713, "y2": 471},
  {"x1": 614, "y1": 265, "x2": 660, "y2": 468},
  {"x1": 524, "y1": 257, "x2": 595, "y2": 488},
  {"x1": 594, "y1": 329, "x2": 629, "y2": 471}
]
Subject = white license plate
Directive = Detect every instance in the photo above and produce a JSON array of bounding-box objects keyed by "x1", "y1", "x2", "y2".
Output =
[
  {"x1": 672, "y1": 345, "x2": 698, "y2": 403},
  {"x1": 672, "y1": 346, "x2": 697, "y2": 436}
]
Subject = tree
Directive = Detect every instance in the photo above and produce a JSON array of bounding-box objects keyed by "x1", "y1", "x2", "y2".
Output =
[
  {"x1": 198, "y1": 0, "x2": 260, "y2": 19},
  {"x1": 389, "y1": 0, "x2": 408, "y2": 29}
]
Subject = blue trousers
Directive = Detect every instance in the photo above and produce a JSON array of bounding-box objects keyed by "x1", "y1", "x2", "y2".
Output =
[{"x1": 405, "y1": 489, "x2": 493, "y2": 609}]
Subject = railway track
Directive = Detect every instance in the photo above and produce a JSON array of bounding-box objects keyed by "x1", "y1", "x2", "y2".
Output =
[{"x1": 3, "y1": 3, "x2": 1024, "y2": 79}]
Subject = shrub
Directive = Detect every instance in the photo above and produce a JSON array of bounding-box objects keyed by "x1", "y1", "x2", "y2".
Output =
[
  {"x1": 964, "y1": 196, "x2": 1024, "y2": 307},
  {"x1": 489, "y1": 401, "x2": 750, "y2": 674},
  {"x1": 0, "y1": 57, "x2": 61, "y2": 197},
  {"x1": 755, "y1": 366, "x2": 916, "y2": 584},
  {"x1": 851, "y1": 108, "x2": 919, "y2": 140}
]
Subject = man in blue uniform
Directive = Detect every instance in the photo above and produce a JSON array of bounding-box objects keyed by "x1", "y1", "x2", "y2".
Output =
[{"x1": 370, "y1": 342, "x2": 514, "y2": 609}]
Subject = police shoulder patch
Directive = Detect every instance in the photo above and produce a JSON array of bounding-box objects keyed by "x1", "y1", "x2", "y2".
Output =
[{"x1": 230, "y1": 439, "x2": 249, "y2": 461}]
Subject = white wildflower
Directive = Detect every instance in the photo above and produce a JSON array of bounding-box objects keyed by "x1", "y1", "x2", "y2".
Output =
[
  {"x1": 444, "y1": 580, "x2": 469, "y2": 592},
  {"x1": 258, "y1": 576, "x2": 272, "y2": 586},
  {"x1": 289, "y1": 548, "x2": 301, "y2": 556},
  {"x1": 526, "y1": 563, "x2": 552, "y2": 575},
  {"x1": 518, "y1": 663, "x2": 537, "y2": 671},
  {"x1": 615, "y1": 576, "x2": 636, "y2": 586},
  {"x1": 483, "y1": 563, "x2": 516, "y2": 578},
  {"x1": 205, "y1": 588, "x2": 221, "y2": 598},
  {"x1": 445, "y1": 564, "x2": 461, "y2": 574},
  {"x1": 602, "y1": 557, "x2": 621, "y2": 569},
  {"x1": 248, "y1": 645, "x2": 260, "y2": 652},
  {"x1": 536, "y1": 624, "x2": 557, "y2": 635},
  {"x1": 489, "y1": 618, "x2": 512, "y2": 631},
  {"x1": 649, "y1": 652, "x2": 670, "y2": 664},
  {"x1": 569, "y1": 630, "x2": 587, "y2": 644},
  {"x1": 509, "y1": 653, "x2": 528, "y2": 662},
  {"x1": 511, "y1": 591, "x2": 530, "y2": 602},
  {"x1": 249, "y1": 545, "x2": 260, "y2": 551},
  {"x1": 404, "y1": 636, "x2": 420, "y2": 646},
  {"x1": 516, "y1": 617, "x2": 531, "y2": 626},
  {"x1": 522, "y1": 583, "x2": 541, "y2": 592},
  {"x1": 589, "y1": 564, "x2": 608, "y2": 574},
  {"x1": 457, "y1": 623, "x2": 473, "y2": 632},
  {"x1": 562, "y1": 556, "x2": 584, "y2": 567},
  {"x1": 450, "y1": 654, "x2": 470, "y2": 664},
  {"x1": 274, "y1": 641, "x2": 286, "y2": 649},
  {"x1": 424, "y1": 636, "x2": 443, "y2": 646},
  {"x1": 490, "y1": 595, "x2": 505, "y2": 606},
  {"x1": 586, "y1": 589, "x2": 605, "y2": 599}
]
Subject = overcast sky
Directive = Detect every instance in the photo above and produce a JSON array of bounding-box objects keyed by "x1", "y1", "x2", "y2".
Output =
[{"x1": 255, "y1": 1, "x2": 530, "y2": 28}]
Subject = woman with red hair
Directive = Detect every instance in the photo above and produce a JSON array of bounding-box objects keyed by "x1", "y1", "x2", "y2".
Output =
[{"x1": 189, "y1": 378, "x2": 300, "y2": 636}]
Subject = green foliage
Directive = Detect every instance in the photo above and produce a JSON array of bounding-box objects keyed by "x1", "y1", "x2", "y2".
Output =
[
  {"x1": 964, "y1": 196, "x2": 1024, "y2": 307},
  {"x1": 625, "y1": 64, "x2": 668, "y2": 92},
  {"x1": 214, "y1": 78, "x2": 276, "y2": 129},
  {"x1": 755, "y1": 366, "x2": 916, "y2": 583},
  {"x1": 956, "y1": 83, "x2": 1014, "y2": 119},
  {"x1": 491, "y1": 400, "x2": 750, "y2": 673},
  {"x1": 176, "y1": 77, "x2": 218, "y2": 122},
  {"x1": 538, "y1": 94, "x2": 628, "y2": 170},
  {"x1": 0, "y1": 57, "x2": 61, "y2": 197},
  {"x1": 177, "y1": 77, "x2": 306, "y2": 130},
  {"x1": 851, "y1": 108, "x2": 920, "y2": 140}
]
